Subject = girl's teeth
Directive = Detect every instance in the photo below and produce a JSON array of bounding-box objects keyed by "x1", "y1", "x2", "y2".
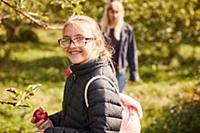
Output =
[{"x1": 70, "y1": 51, "x2": 79, "y2": 55}]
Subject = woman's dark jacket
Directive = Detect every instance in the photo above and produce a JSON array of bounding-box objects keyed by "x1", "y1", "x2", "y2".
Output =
[
  {"x1": 112, "y1": 22, "x2": 139, "y2": 81},
  {"x1": 45, "y1": 58, "x2": 123, "y2": 133}
]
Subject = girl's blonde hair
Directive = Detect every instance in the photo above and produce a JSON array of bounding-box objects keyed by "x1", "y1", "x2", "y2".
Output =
[
  {"x1": 63, "y1": 15, "x2": 113, "y2": 59},
  {"x1": 101, "y1": 1, "x2": 124, "y2": 40}
]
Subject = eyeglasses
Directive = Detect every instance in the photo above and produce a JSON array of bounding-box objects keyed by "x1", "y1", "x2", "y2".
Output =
[{"x1": 58, "y1": 37, "x2": 96, "y2": 48}]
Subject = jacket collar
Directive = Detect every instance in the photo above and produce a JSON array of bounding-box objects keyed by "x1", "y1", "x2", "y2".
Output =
[{"x1": 70, "y1": 57, "x2": 108, "y2": 76}]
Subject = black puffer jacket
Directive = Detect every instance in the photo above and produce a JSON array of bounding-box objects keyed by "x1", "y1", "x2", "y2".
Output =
[{"x1": 45, "y1": 58, "x2": 122, "y2": 133}]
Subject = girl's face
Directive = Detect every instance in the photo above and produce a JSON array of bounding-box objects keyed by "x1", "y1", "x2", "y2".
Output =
[{"x1": 62, "y1": 22, "x2": 98, "y2": 64}]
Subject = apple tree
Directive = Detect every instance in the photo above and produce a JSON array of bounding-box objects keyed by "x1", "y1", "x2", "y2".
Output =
[{"x1": 0, "y1": 0, "x2": 85, "y2": 41}]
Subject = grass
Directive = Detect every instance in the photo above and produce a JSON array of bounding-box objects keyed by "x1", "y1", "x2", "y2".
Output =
[
  {"x1": 0, "y1": 29, "x2": 200, "y2": 133},
  {"x1": 127, "y1": 80, "x2": 200, "y2": 132}
]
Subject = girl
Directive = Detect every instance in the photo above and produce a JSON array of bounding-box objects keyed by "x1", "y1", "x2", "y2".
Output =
[
  {"x1": 101, "y1": 1, "x2": 140, "y2": 92},
  {"x1": 32, "y1": 15, "x2": 122, "y2": 133}
]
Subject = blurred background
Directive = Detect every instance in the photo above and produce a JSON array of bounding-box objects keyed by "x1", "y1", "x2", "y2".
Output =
[{"x1": 0, "y1": 0, "x2": 200, "y2": 132}]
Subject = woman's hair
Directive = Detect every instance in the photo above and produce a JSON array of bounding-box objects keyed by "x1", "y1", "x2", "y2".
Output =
[
  {"x1": 63, "y1": 15, "x2": 113, "y2": 58},
  {"x1": 101, "y1": 1, "x2": 124, "y2": 40}
]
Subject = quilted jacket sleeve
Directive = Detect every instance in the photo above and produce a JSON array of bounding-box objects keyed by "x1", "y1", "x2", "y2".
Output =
[
  {"x1": 49, "y1": 111, "x2": 63, "y2": 127},
  {"x1": 45, "y1": 127, "x2": 79, "y2": 133},
  {"x1": 86, "y1": 78, "x2": 122, "y2": 132}
]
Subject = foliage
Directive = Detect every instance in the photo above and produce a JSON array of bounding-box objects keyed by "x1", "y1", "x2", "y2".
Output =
[
  {"x1": 80, "y1": 0, "x2": 200, "y2": 44},
  {"x1": 124, "y1": 0, "x2": 200, "y2": 44},
  {"x1": 143, "y1": 84, "x2": 200, "y2": 133},
  {"x1": 0, "y1": 0, "x2": 85, "y2": 23},
  {"x1": 17, "y1": 26, "x2": 39, "y2": 42},
  {"x1": 0, "y1": 0, "x2": 85, "y2": 41},
  {"x1": 0, "y1": 84, "x2": 41, "y2": 107},
  {"x1": 137, "y1": 42, "x2": 200, "y2": 82},
  {"x1": 1, "y1": 0, "x2": 199, "y2": 44},
  {"x1": 82, "y1": 0, "x2": 200, "y2": 69},
  {"x1": 81, "y1": 0, "x2": 107, "y2": 20}
]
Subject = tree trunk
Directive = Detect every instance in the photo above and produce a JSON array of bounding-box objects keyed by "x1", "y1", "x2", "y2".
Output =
[{"x1": 2, "y1": 18, "x2": 21, "y2": 41}]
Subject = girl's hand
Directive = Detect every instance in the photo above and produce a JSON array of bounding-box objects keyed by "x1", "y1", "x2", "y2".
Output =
[{"x1": 31, "y1": 118, "x2": 54, "y2": 131}]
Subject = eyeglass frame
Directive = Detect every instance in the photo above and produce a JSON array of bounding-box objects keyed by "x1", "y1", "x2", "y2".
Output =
[{"x1": 58, "y1": 37, "x2": 96, "y2": 48}]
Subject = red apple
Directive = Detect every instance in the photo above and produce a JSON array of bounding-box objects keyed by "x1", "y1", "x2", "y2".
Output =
[
  {"x1": 33, "y1": 107, "x2": 48, "y2": 123},
  {"x1": 65, "y1": 68, "x2": 72, "y2": 77}
]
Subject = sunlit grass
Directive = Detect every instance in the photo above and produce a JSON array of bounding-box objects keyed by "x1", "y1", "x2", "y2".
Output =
[{"x1": 11, "y1": 47, "x2": 64, "y2": 62}]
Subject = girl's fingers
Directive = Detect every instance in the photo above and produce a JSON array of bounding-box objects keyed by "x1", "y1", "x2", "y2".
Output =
[
  {"x1": 35, "y1": 119, "x2": 45, "y2": 130},
  {"x1": 38, "y1": 119, "x2": 53, "y2": 130},
  {"x1": 40, "y1": 119, "x2": 50, "y2": 129}
]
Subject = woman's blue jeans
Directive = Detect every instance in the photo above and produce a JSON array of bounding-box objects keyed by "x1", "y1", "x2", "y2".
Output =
[{"x1": 116, "y1": 73, "x2": 127, "y2": 93}]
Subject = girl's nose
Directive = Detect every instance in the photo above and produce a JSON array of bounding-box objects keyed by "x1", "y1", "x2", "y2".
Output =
[{"x1": 68, "y1": 41, "x2": 77, "y2": 48}]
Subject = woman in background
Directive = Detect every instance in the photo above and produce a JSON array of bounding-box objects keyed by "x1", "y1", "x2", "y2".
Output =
[{"x1": 101, "y1": 1, "x2": 140, "y2": 93}]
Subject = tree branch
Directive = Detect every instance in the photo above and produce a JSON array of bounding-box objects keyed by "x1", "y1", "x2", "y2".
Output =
[
  {"x1": 0, "y1": 99, "x2": 16, "y2": 106},
  {"x1": 0, "y1": 14, "x2": 9, "y2": 20},
  {"x1": 0, "y1": 100, "x2": 29, "y2": 107},
  {"x1": 1, "y1": 0, "x2": 62, "y2": 30}
]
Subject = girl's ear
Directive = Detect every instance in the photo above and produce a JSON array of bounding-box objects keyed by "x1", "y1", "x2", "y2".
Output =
[{"x1": 95, "y1": 39, "x2": 103, "y2": 50}]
